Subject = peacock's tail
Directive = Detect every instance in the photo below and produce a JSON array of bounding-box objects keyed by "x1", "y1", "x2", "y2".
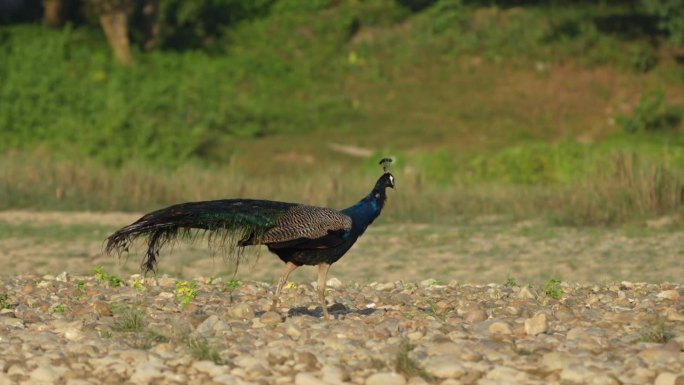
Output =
[{"x1": 105, "y1": 199, "x2": 296, "y2": 273}]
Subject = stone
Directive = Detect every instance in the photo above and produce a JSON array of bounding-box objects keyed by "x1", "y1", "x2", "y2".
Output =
[
  {"x1": 192, "y1": 360, "x2": 227, "y2": 377},
  {"x1": 560, "y1": 364, "x2": 593, "y2": 384},
  {"x1": 261, "y1": 311, "x2": 282, "y2": 325},
  {"x1": 488, "y1": 321, "x2": 512, "y2": 335},
  {"x1": 195, "y1": 315, "x2": 220, "y2": 336},
  {"x1": 56, "y1": 271, "x2": 69, "y2": 282},
  {"x1": 485, "y1": 366, "x2": 528, "y2": 382},
  {"x1": 295, "y1": 351, "x2": 319, "y2": 369},
  {"x1": 366, "y1": 372, "x2": 407, "y2": 385},
  {"x1": 130, "y1": 362, "x2": 165, "y2": 385},
  {"x1": 654, "y1": 372, "x2": 684, "y2": 385},
  {"x1": 30, "y1": 365, "x2": 62, "y2": 382},
  {"x1": 321, "y1": 365, "x2": 350, "y2": 384},
  {"x1": 657, "y1": 290, "x2": 680, "y2": 301},
  {"x1": 463, "y1": 309, "x2": 488, "y2": 323},
  {"x1": 227, "y1": 303, "x2": 255, "y2": 319},
  {"x1": 294, "y1": 372, "x2": 326, "y2": 385},
  {"x1": 0, "y1": 316, "x2": 24, "y2": 329},
  {"x1": 92, "y1": 301, "x2": 112, "y2": 317},
  {"x1": 423, "y1": 355, "x2": 466, "y2": 379},
  {"x1": 524, "y1": 313, "x2": 548, "y2": 336},
  {"x1": 517, "y1": 286, "x2": 536, "y2": 300},
  {"x1": 286, "y1": 324, "x2": 302, "y2": 339},
  {"x1": 326, "y1": 278, "x2": 343, "y2": 289}
]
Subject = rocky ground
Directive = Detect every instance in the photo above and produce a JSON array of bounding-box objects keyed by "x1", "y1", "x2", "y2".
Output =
[{"x1": 0, "y1": 273, "x2": 683, "y2": 385}]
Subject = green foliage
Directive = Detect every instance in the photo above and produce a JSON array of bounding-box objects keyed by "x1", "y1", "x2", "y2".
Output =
[
  {"x1": 51, "y1": 304, "x2": 66, "y2": 314},
  {"x1": 112, "y1": 306, "x2": 146, "y2": 332},
  {"x1": 222, "y1": 279, "x2": 241, "y2": 293},
  {"x1": 618, "y1": 89, "x2": 682, "y2": 134},
  {"x1": 395, "y1": 339, "x2": 432, "y2": 381},
  {"x1": 0, "y1": 293, "x2": 11, "y2": 309},
  {"x1": 175, "y1": 280, "x2": 198, "y2": 306},
  {"x1": 94, "y1": 266, "x2": 123, "y2": 288},
  {"x1": 642, "y1": 0, "x2": 684, "y2": 44},
  {"x1": 542, "y1": 278, "x2": 562, "y2": 299},
  {"x1": 504, "y1": 277, "x2": 519, "y2": 288},
  {"x1": 187, "y1": 337, "x2": 223, "y2": 364}
]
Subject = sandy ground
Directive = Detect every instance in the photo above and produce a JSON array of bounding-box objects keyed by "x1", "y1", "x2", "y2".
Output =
[{"x1": 0, "y1": 211, "x2": 681, "y2": 286}]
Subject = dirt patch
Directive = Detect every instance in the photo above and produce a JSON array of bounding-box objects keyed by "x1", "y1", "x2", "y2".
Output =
[{"x1": 0, "y1": 211, "x2": 680, "y2": 286}]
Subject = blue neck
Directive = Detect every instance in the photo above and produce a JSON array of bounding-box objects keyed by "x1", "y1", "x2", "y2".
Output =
[{"x1": 341, "y1": 191, "x2": 386, "y2": 238}]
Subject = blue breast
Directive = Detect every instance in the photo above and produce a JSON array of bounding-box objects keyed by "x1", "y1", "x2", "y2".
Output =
[{"x1": 341, "y1": 194, "x2": 381, "y2": 238}]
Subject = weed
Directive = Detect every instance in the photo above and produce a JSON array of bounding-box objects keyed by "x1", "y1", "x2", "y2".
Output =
[
  {"x1": 426, "y1": 300, "x2": 449, "y2": 321},
  {"x1": 504, "y1": 277, "x2": 519, "y2": 288},
  {"x1": 132, "y1": 278, "x2": 145, "y2": 291},
  {"x1": 222, "y1": 279, "x2": 240, "y2": 293},
  {"x1": 618, "y1": 89, "x2": 681, "y2": 133},
  {"x1": 638, "y1": 319, "x2": 675, "y2": 343},
  {"x1": 543, "y1": 278, "x2": 562, "y2": 299},
  {"x1": 187, "y1": 337, "x2": 222, "y2": 364},
  {"x1": 76, "y1": 280, "x2": 86, "y2": 294},
  {"x1": 94, "y1": 267, "x2": 123, "y2": 288},
  {"x1": 51, "y1": 304, "x2": 65, "y2": 314},
  {"x1": 405, "y1": 311, "x2": 415, "y2": 320},
  {"x1": 112, "y1": 307, "x2": 145, "y2": 332},
  {"x1": 395, "y1": 339, "x2": 433, "y2": 381},
  {"x1": 0, "y1": 293, "x2": 11, "y2": 309},
  {"x1": 175, "y1": 280, "x2": 198, "y2": 307}
]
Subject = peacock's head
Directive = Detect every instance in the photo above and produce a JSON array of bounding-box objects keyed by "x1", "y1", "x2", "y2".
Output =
[{"x1": 375, "y1": 158, "x2": 395, "y2": 190}]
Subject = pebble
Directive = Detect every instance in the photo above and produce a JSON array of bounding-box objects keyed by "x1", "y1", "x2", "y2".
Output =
[
  {"x1": 654, "y1": 372, "x2": 684, "y2": 385},
  {"x1": 524, "y1": 313, "x2": 548, "y2": 336},
  {"x1": 0, "y1": 275, "x2": 682, "y2": 385},
  {"x1": 366, "y1": 372, "x2": 406, "y2": 385}
]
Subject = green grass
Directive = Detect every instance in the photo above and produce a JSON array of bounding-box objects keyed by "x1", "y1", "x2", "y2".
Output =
[
  {"x1": 542, "y1": 278, "x2": 563, "y2": 300},
  {"x1": 395, "y1": 339, "x2": 432, "y2": 381},
  {"x1": 1, "y1": 2, "x2": 683, "y2": 227},
  {"x1": 0, "y1": 293, "x2": 11, "y2": 309},
  {"x1": 186, "y1": 337, "x2": 223, "y2": 364},
  {"x1": 94, "y1": 267, "x2": 123, "y2": 288},
  {"x1": 111, "y1": 306, "x2": 146, "y2": 332}
]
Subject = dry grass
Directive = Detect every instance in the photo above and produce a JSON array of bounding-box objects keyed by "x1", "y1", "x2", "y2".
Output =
[{"x1": 1, "y1": 150, "x2": 682, "y2": 226}]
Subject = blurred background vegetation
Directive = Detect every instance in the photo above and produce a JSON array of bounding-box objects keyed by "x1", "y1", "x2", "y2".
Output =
[{"x1": 1, "y1": 0, "x2": 683, "y2": 226}]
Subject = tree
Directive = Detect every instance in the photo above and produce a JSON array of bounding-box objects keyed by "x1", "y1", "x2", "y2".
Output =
[{"x1": 85, "y1": 0, "x2": 135, "y2": 64}]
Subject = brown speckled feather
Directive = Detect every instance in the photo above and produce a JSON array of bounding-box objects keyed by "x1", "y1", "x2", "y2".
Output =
[{"x1": 262, "y1": 205, "x2": 352, "y2": 244}]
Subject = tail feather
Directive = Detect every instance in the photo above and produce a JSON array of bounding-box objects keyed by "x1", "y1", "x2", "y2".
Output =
[{"x1": 105, "y1": 199, "x2": 296, "y2": 273}]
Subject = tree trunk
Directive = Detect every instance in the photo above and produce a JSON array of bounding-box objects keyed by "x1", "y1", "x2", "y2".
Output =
[
  {"x1": 99, "y1": 12, "x2": 134, "y2": 65},
  {"x1": 142, "y1": 0, "x2": 161, "y2": 50},
  {"x1": 43, "y1": 0, "x2": 68, "y2": 28}
]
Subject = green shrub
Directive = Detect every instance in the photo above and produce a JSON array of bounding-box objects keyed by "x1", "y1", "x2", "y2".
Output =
[
  {"x1": 618, "y1": 89, "x2": 682, "y2": 133},
  {"x1": 642, "y1": 0, "x2": 684, "y2": 44}
]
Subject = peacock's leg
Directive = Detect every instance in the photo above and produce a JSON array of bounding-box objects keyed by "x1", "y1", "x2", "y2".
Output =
[
  {"x1": 271, "y1": 262, "x2": 298, "y2": 312},
  {"x1": 317, "y1": 263, "x2": 331, "y2": 319}
]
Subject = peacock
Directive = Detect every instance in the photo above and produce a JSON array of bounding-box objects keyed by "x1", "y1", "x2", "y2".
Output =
[{"x1": 105, "y1": 158, "x2": 395, "y2": 319}]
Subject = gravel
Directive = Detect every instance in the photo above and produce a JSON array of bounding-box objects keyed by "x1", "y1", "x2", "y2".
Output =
[{"x1": 0, "y1": 274, "x2": 682, "y2": 385}]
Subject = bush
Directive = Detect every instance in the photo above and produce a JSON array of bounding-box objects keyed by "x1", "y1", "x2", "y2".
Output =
[
  {"x1": 642, "y1": 0, "x2": 684, "y2": 44},
  {"x1": 618, "y1": 89, "x2": 682, "y2": 134}
]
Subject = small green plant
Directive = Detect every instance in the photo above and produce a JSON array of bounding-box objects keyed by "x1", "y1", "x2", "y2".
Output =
[
  {"x1": 112, "y1": 307, "x2": 145, "y2": 332},
  {"x1": 0, "y1": 293, "x2": 12, "y2": 309},
  {"x1": 187, "y1": 337, "x2": 222, "y2": 364},
  {"x1": 395, "y1": 339, "x2": 433, "y2": 381},
  {"x1": 405, "y1": 311, "x2": 415, "y2": 320},
  {"x1": 132, "y1": 277, "x2": 145, "y2": 291},
  {"x1": 175, "y1": 280, "x2": 199, "y2": 307},
  {"x1": 504, "y1": 276, "x2": 519, "y2": 288},
  {"x1": 51, "y1": 304, "x2": 66, "y2": 314},
  {"x1": 76, "y1": 280, "x2": 86, "y2": 294},
  {"x1": 543, "y1": 278, "x2": 562, "y2": 299},
  {"x1": 94, "y1": 267, "x2": 123, "y2": 288},
  {"x1": 426, "y1": 300, "x2": 449, "y2": 321},
  {"x1": 222, "y1": 278, "x2": 241, "y2": 293},
  {"x1": 618, "y1": 89, "x2": 681, "y2": 133}
]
